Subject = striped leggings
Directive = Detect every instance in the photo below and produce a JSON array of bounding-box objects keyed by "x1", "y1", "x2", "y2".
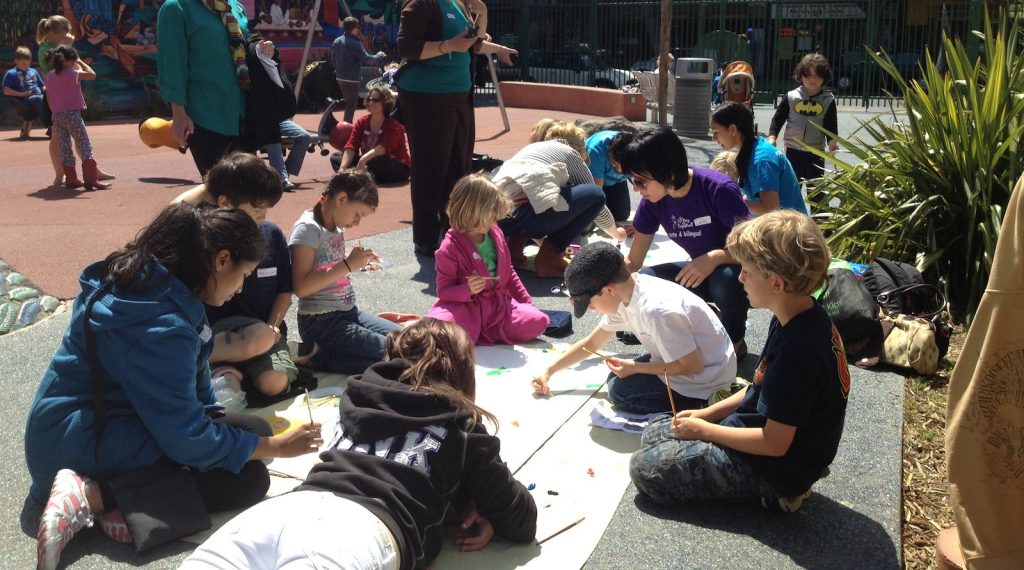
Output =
[{"x1": 52, "y1": 110, "x2": 94, "y2": 167}]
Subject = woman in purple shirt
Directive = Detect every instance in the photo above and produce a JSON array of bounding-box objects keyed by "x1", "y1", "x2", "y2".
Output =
[{"x1": 619, "y1": 126, "x2": 753, "y2": 357}]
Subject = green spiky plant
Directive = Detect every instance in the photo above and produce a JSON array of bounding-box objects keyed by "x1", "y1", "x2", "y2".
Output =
[{"x1": 809, "y1": 10, "x2": 1024, "y2": 324}]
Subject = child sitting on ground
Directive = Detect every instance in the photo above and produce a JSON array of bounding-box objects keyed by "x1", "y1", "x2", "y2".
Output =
[
  {"x1": 44, "y1": 45, "x2": 111, "y2": 190},
  {"x1": 531, "y1": 241, "x2": 736, "y2": 414},
  {"x1": 173, "y1": 152, "x2": 297, "y2": 398},
  {"x1": 289, "y1": 170, "x2": 402, "y2": 374},
  {"x1": 629, "y1": 210, "x2": 850, "y2": 513},
  {"x1": 427, "y1": 174, "x2": 549, "y2": 345},
  {"x1": 710, "y1": 150, "x2": 739, "y2": 181},
  {"x1": 182, "y1": 318, "x2": 538, "y2": 568},
  {"x1": 3, "y1": 47, "x2": 46, "y2": 139}
]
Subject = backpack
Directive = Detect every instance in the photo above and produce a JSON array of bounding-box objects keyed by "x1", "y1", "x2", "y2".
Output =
[{"x1": 814, "y1": 268, "x2": 884, "y2": 361}]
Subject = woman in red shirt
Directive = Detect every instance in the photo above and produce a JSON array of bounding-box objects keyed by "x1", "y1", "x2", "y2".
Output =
[{"x1": 333, "y1": 87, "x2": 411, "y2": 184}]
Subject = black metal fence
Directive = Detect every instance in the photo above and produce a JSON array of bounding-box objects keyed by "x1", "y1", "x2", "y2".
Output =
[{"x1": 486, "y1": 0, "x2": 1006, "y2": 103}]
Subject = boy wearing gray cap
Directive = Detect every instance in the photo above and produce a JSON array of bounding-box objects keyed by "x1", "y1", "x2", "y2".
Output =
[{"x1": 531, "y1": 242, "x2": 736, "y2": 414}]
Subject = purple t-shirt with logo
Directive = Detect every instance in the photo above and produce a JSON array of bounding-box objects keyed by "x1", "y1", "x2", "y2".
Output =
[{"x1": 632, "y1": 168, "x2": 751, "y2": 259}]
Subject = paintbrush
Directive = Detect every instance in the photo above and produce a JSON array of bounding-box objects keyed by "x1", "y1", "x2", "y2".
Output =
[
  {"x1": 581, "y1": 346, "x2": 612, "y2": 361},
  {"x1": 538, "y1": 516, "x2": 586, "y2": 545},
  {"x1": 304, "y1": 388, "x2": 315, "y2": 425},
  {"x1": 663, "y1": 368, "x2": 677, "y2": 416}
]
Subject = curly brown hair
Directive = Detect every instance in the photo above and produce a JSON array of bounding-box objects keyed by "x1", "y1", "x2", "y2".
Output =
[{"x1": 792, "y1": 53, "x2": 833, "y2": 84}]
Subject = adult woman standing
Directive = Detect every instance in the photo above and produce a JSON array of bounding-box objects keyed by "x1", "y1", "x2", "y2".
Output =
[
  {"x1": 28, "y1": 205, "x2": 322, "y2": 569},
  {"x1": 158, "y1": 0, "x2": 250, "y2": 175},
  {"x1": 710, "y1": 101, "x2": 806, "y2": 215},
  {"x1": 396, "y1": 0, "x2": 516, "y2": 256},
  {"x1": 334, "y1": 86, "x2": 412, "y2": 184}
]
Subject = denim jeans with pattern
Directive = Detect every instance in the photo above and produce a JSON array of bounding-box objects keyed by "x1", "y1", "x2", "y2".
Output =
[{"x1": 629, "y1": 415, "x2": 789, "y2": 505}]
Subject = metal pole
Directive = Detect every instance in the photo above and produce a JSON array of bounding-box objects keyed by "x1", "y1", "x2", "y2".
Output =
[
  {"x1": 487, "y1": 55, "x2": 510, "y2": 132},
  {"x1": 293, "y1": 0, "x2": 324, "y2": 101},
  {"x1": 658, "y1": 0, "x2": 672, "y2": 125}
]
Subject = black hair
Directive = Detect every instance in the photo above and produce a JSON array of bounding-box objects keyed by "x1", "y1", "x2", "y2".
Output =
[
  {"x1": 102, "y1": 204, "x2": 265, "y2": 295},
  {"x1": 606, "y1": 132, "x2": 633, "y2": 165},
  {"x1": 711, "y1": 102, "x2": 757, "y2": 188},
  {"x1": 615, "y1": 126, "x2": 690, "y2": 189},
  {"x1": 314, "y1": 169, "x2": 379, "y2": 225},
  {"x1": 204, "y1": 152, "x2": 283, "y2": 208},
  {"x1": 45, "y1": 44, "x2": 78, "y2": 74}
]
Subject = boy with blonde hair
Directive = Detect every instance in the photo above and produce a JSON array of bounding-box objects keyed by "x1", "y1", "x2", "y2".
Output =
[{"x1": 630, "y1": 210, "x2": 850, "y2": 512}]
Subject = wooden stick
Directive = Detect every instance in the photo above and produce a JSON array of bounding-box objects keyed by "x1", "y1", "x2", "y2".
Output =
[
  {"x1": 538, "y1": 516, "x2": 585, "y2": 545},
  {"x1": 581, "y1": 346, "x2": 611, "y2": 361},
  {"x1": 304, "y1": 388, "x2": 315, "y2": 425},
  {"x1": 270, "y1": 310, "x2": 286, "y2": 330},
  {"x1": 663, "y1": 369, "x2": 677, "y2": 416}
]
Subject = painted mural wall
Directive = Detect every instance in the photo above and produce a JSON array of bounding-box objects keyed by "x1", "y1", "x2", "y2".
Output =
[{"x1": 0, "y1": 0, "x2": 402, "y2": 118}]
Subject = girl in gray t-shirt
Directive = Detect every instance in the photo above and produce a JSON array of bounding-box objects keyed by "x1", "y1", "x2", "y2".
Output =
[{"x1": 288, "y1": 171, "x2": 401, "y2": 374}]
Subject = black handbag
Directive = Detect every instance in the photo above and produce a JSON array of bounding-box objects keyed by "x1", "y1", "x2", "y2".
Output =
[
  {"x1": 814, "y1": 268, "x2": 884, "y2": 360},
  {"x1": 83, "y1": 283, "x2": 211, "y2": 553}
]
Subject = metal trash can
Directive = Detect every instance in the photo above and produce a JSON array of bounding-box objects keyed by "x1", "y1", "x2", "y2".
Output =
[{"x1": 673, "y1": 58, "x2": 715, "y2": 137}]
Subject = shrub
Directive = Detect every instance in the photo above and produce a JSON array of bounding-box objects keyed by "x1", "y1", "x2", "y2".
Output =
[{"x1": 811, "y1": 11, "x2": 1024, "y2": 324}]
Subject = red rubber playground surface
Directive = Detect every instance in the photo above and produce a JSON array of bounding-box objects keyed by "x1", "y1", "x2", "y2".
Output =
[{"x1": 0, "y1": 106, "x2": 594, "y2": 299}]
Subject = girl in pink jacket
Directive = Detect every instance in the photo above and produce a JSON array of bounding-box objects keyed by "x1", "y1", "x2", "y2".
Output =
[{"x1": 427, "y1": 174, "x2": 550, "y2": 345}]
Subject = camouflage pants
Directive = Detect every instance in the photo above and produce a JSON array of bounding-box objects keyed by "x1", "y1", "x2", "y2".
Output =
[{"x1": 629, "y1": 415, "x2": 789, "y2": 504}]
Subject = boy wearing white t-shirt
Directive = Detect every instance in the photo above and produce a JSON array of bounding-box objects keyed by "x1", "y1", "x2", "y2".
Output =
[{"x1": 531, "y1": 242, "x2": 736, "y2": 413}]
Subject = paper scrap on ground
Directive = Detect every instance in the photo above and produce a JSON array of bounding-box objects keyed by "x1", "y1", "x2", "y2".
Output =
[{"x1": 589, "y1": 400, "x2": 662, "y2": 434}]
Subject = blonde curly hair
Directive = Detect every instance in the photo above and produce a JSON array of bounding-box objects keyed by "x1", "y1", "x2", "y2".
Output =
[{"x1": 726, "y1": 210, "x2": 830, "y2": 296}]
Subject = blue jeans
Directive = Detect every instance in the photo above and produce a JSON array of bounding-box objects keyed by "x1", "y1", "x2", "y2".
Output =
[
  {"x1": 629, "y1": 415, "x2": 789, "y2": 505},
  {"x1": 641, "y1": 262, "x2": 749, "y2": 343},
  {"x1": 497, "y1": 183, "x2": 606, "y2": 250},
  {"x1": 265, "y1": 120, "x2": 312, "y2": 181},
  {"x1": 298, "y1": 308, "x2": 401, "y2": 374},
  {"x1": 607, "y1": 353, "x2": 709, "y2": 414},
  {"x1": 11, "y1": 95, "x2": 44, "y2": 122}
]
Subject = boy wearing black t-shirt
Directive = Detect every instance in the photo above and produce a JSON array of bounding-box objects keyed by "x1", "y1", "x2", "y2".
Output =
[
  {"x1": 629, "y1": 210, "x2": 850, "y2": 512},
  {"x1": 173, "y1": 152, "x2": 298, "y2": 397}
]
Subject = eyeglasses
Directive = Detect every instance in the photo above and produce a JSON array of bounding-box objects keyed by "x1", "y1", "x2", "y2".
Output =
[
  {"x1": 631, "y1": 177, "x2": 650, "y2": 190},
  {"x1": 367, "y1": 97, "x2": 383, "y2": 103}
]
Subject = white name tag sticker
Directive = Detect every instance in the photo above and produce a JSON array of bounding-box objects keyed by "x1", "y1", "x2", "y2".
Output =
[
  {"x1": 693, "y1": 216, "x2": 712, "y2": 226},
  {"x1": 199, "y1": 325, "x2": 213, "y2": 342},
  {"x1": 257, "y1": 267, "x2": 277, "y2": 278},
  {"x1": 447, "y1": 12, "x2": 455, "y2": 19}
]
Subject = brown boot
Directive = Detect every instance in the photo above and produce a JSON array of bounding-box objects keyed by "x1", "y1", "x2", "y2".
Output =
[
  {"x1": 82, "y1": 159, "x2": 111, "y2": 190},
  {"x1": 507, "y1": 236, "x2": 528, "y2": 267},
  {"x1": 534, "y1": 241, "x2": 569, "y2": 278},
  {"x1": 62, "y1": 165, "x2": 84, "y2": 189}
]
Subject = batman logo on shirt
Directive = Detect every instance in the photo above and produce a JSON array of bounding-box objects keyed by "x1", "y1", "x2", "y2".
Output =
[{"x1": 794, "y1": 99, "x2": 825, "y2": 116}]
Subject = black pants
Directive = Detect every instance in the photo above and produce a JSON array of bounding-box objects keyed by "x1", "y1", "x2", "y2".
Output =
[
  {"x1": 400, "y1": 88, "x2": 474, "y2": 250},
  {"x1": 189, "y1": 123, "x2": 240, "y2": 176},
  {"x1": 786, "y1": 147, "x2": 825, "y2": 183},
  {"x1": 604, "y1": 179, "x2": 632, "y2": 222},
  {"x1": 99, "y1": 412, "x2": 272, "y2": 512},
  {"x1": 366, "y1": 155, "x2": 410, "y2": 185}
]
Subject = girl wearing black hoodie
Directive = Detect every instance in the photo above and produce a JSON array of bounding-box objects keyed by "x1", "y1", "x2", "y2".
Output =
[{"x1": 182, "y1": 318, "x2": 538, "y2": 569}]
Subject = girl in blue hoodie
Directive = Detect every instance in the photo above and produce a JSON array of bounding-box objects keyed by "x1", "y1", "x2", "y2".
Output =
[{"x1": 27, "y1": 204, "x2": 324, "y2": 570}]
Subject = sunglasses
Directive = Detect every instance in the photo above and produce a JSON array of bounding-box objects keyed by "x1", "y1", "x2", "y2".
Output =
[
  {"x1": 631, "y1": 177, "x2": 650, "y2": 190},
  {"x1": 367, "y1": 96, "x2": 383, "y2": 103}
]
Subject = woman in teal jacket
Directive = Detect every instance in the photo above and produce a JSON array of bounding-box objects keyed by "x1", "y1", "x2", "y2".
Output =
[{"x1": 27, "y1": 204, "x2": 322, "y2": 570}]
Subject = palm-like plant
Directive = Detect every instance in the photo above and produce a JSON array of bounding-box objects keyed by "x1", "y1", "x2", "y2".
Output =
[{"x1": 811, "y1": 10, "x2": 1024, "y2": 324}]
